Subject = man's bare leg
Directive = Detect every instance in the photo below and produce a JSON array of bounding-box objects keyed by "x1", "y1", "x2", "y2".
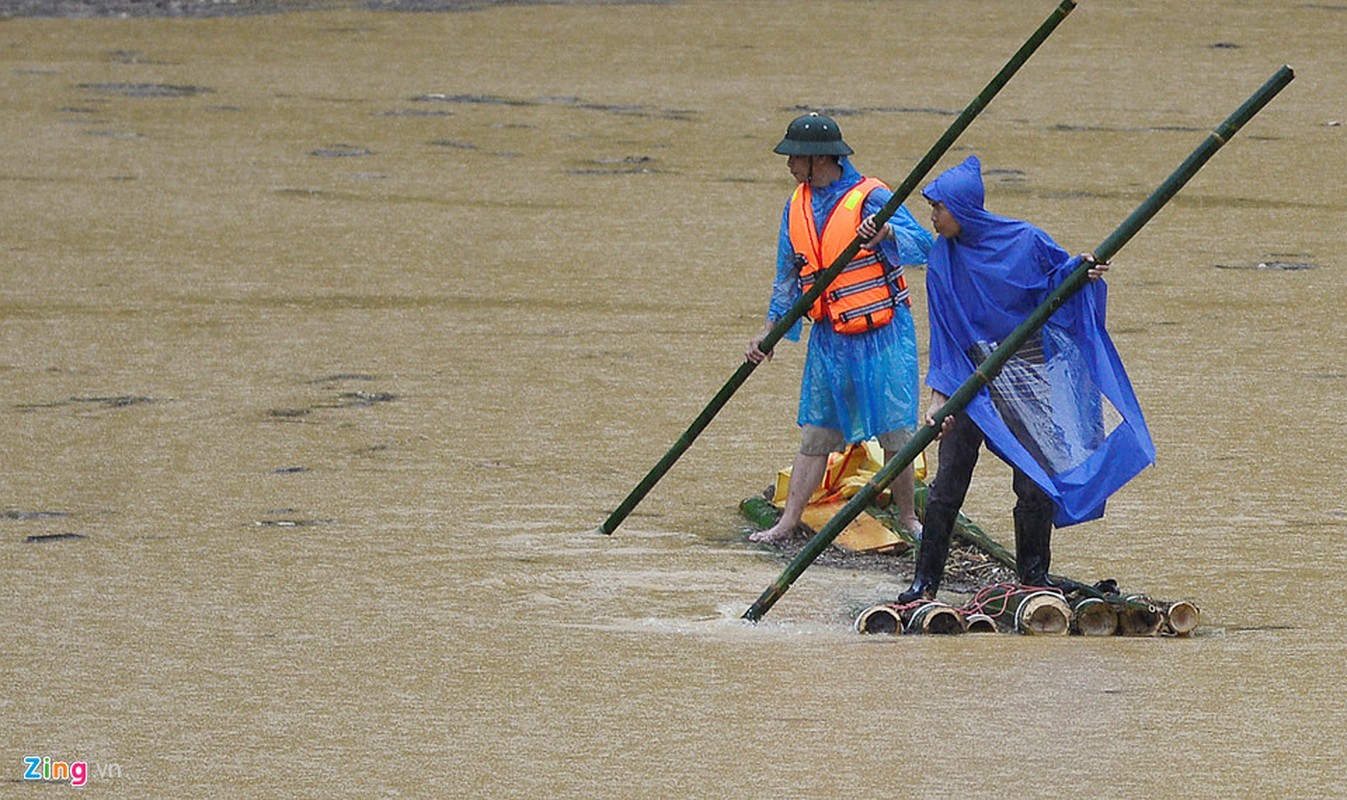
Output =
[
  {"x1": 885, "y1": 449, "x2": 922, "y2": 538},
  {"x1": 748, "y1": 451, "x2": 827, "y2": 544}
]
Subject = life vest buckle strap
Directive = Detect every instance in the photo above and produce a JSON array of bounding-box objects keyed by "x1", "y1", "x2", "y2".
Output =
[
  {"x1": 837, "y1": 297, "x2": 897, "y2": 323},
  {"x1": 841, "y1": 253, "x2": 883, "y2": 273},
  {"x1": 829, "y1": 275, "x2": 889, "y2": 301}
]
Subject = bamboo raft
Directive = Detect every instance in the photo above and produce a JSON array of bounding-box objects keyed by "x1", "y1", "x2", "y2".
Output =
[
  {"x1": 852, "y1": 585, "x2": 1199, "y2": 637},
  {"x1": 740, "y1": 487, "x2": 1201, "y2": 637}
]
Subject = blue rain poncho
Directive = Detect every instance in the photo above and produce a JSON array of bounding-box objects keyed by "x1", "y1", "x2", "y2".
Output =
[
  {"x1": 923, "y1": 155, "x2": 1155, "y2": 526},
  {"x1": 768, "y1": 157, "x2": 934, "y2": 443}
]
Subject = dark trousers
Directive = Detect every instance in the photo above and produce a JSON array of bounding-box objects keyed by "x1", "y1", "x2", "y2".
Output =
[{"x1": 927, "y1": 412, "x2": 1055, "y2": 581}]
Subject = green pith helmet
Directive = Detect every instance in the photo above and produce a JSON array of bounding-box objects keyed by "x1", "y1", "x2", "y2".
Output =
[{"x1": 773, "y1": 112, "x2": 853, "y2": 156}]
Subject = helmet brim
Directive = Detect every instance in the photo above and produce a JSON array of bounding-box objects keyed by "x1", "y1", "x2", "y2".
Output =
[{"x1": 773, "y1": 139, "x2": 854, "y2": 156}]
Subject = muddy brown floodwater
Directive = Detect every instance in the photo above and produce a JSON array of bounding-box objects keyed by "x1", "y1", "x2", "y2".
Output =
[{"x1": 2, "y1": 1, "x2": 1345, "y2": 797}]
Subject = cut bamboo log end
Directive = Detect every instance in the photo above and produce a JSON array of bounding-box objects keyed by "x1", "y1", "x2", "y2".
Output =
[
  {"x1": 1015, "y1": 591, "x2": 1071, "y2": 635},
  {"x1": 855, "y1": 605, "x2": 903, "y2": 635},
  {"x1": 1071, "y1": 597, "x2": 1119, "y2": 636},
  {"x1": 1162, "y1": 600, "x2": 1200, "y2": 636},
  {"x1": 964, "y1": 613, "x2": 998, "y2": 634},
  {"x1": 904, "y1": 602, "x2": 966, "y2": 635},
  {"x1": 1117, "y1": 595, "x2": 1165, "y2": 636}
]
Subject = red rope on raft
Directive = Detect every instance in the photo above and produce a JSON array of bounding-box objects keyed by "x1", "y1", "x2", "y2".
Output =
[
  {"x1": 958, "y1": 582, "x2": 1063, "y2": 619},
  {"x1": 876, "y1": 582, "x2": 1065, "y2": 622},
  {"x1": 962, "y1": 583, "x2": 1019, "y2": 619}
]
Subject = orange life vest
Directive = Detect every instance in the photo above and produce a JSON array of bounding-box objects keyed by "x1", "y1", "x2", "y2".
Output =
[{"x1": 788, "y1": 176, "x2": 910, "y2": 335}]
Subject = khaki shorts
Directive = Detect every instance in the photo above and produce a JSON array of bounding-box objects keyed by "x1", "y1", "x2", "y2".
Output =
[{"x1": 800, "y1": 424, "x2": 915, "y2": 457}]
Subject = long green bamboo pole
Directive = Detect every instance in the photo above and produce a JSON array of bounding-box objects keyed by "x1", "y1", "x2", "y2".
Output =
[
  {"x1": 598, "y1": 0, "x2": 1079, "y2": 536},
  {"x1": 743, "y1": 65, "x2": 1295, "y2": 622}
]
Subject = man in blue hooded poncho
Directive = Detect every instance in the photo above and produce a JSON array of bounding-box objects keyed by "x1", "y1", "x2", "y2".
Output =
[
  {"x1": 746, "y1": 113, "x2": 933, "y2": 545},
  {"x1": 895, "y1": 155, "x2": 1156, "y2": 603}
]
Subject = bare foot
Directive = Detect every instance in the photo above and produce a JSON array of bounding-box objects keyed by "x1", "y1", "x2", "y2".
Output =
[
  {"x1": 901, "y1": 519, "x2": 923, "y2": 541},
  {"x1": 748, "y1": 523, "x2": 796, "y2": 544}
]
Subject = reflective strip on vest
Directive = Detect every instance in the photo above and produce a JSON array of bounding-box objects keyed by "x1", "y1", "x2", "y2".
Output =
[
  {"x1": 840, "y1": 254, "x2": 883, "y2": 273},
  {"x1": 830, "y1": 274, "x2": 888, "y2": 300},
  {"x1": 837, "y1": 296, "x2": 898, "y2": 324}
]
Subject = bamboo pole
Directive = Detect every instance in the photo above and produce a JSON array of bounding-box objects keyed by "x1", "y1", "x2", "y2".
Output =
[
  {"x1": 738, "y1": 495, "x2": 782, "y2": 531},
  {"x1": 1070, "y1": 597, "x2": 1119, "y2": 636},
  {"x1": 964, "y1": 613, "x2": 999, "y2": 634},
  {"x1": 1054, "y1": 577, "x2": 1158, "y2": 615},
  {"x1": 743, "y1": 66, "x2": 1295, "y2": 622},
  {"x1": 1014, "y1": 592, "x2": 1072, "y2": 635},
  {"x1": 598, "y1": 0, "x2": 1080, "y2": 536},
  {"x1": 1117, "y1": 595, "x2": 1166, "y2": 636},
  {"x1": 1162, "y1": 600, "x2": 1201, "y2": 636},
  {"x1": 905, "y1": 602, "x2": 967, "y2": 635},
  {"x1": 855, "y1": 601, "x2": 966, "y2": 634},
  {"x1": 855, "y1": 604, "x2": 903, "y2": 635}
]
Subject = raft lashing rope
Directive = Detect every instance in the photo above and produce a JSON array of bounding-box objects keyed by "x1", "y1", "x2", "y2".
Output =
[{"x1": 854, "y1": 582, "x2": 1200, "y2": 636}]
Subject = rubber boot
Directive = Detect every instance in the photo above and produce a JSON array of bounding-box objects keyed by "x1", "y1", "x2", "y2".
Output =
[
  {"x1": 1013, "y1": 507, "x2": 1053, "y2": 587},
  {"x1": 896, "y1": 504, "x2": 957, "y2": 603}
]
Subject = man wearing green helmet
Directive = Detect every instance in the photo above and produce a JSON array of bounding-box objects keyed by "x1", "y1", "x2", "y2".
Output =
[{"x1": 747, "y1": 112, "x2": 933, "y2": 544}]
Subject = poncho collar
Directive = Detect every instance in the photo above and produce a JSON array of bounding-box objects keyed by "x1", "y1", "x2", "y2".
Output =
[{"x1": 809, "y1": 156, "x2": 863, "y2": 201}]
